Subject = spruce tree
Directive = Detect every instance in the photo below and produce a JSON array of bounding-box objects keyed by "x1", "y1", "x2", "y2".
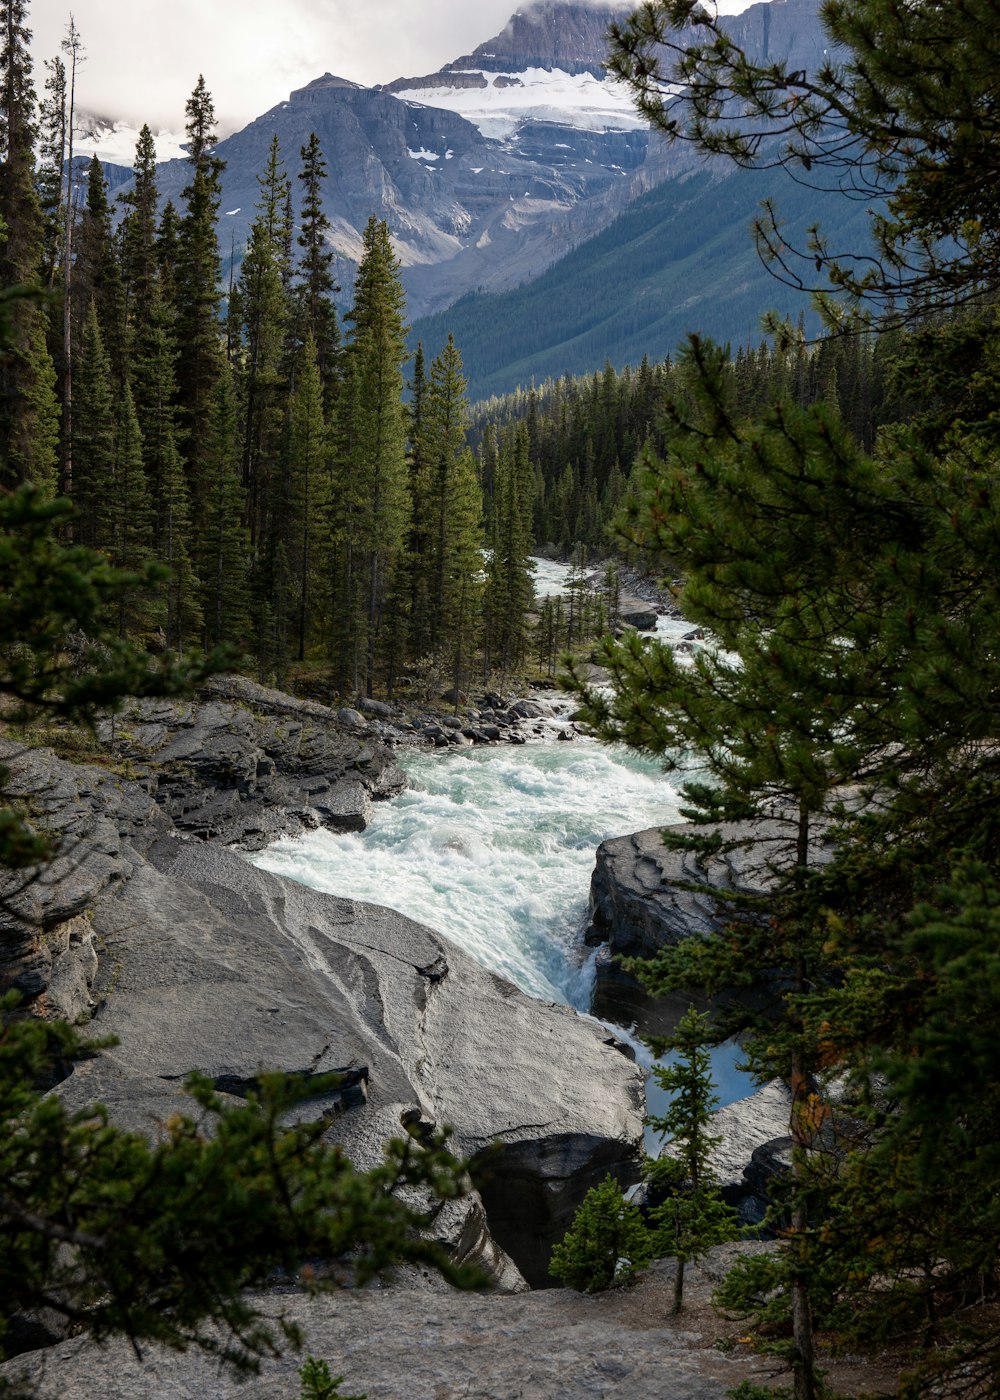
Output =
[
  {"x1": 295, "y1": 131, "x2": 339, "y2": 405},
  {"x1": 198, "y1": 363, "x2": 249, "y2": 648},
  {"x1": 644, "y1": 1008, "x2": 737, "y2": 1314},
  {"x1": 0, "y1": 0, "x2": 59, "y2": 492},
  {"x1": 106, "y1": 380, "x2": 154, "y2": 637},
  {"x1": 73, "y1": 156, "x2": 126, "y2": 381},
  {"x1": 72, "y1": 300, "x2": 114, "y2": 548},
  {"x1": 285, "y1": 333, "x2": 329, "y2": 661},
  {"x1": 119, "y1": 124, "x2": 161, "y2": 350},
  {"x1": 417, "y1": 335, "x2": 482, "y2": 686},
  {"x1": 549, "y1": 1175, "x2": 650, "y2": 1293},
  {"x1": 338, "y1": 216, "x2": 410, "y2": 697},
  {"x1": 174, "y1": 76, "x2": 225, "y2": 517},
  {"x1": 405, "y1": 341, "x2": 431, "y2": 660},
  {"x1": 237, "y1": 137, "x2": 291, "y2": 550},
  {"x1": 37, "y1": 52, "x2": 65, "y2": 286},
  {"x1": 484, "y1": 422, "x2": 534, "y2": 678}
]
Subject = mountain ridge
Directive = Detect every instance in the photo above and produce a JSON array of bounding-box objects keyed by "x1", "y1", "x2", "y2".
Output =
[{"x1": 90, "y1": 0, "x2": 835, "y2": 354}]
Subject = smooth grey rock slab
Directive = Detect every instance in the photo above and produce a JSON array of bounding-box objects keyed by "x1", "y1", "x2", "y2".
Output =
[{"x1": 55, "y1": 837, "x2": 644, "y2": 1285}]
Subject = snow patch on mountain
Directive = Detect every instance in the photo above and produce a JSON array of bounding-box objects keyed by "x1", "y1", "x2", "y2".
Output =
[
  {"x1": 74, "y1": 113, "x2": 189, "y2": 167},
  {"x1": 392, "y1": 67, "x2": 647, "y2": 141}
]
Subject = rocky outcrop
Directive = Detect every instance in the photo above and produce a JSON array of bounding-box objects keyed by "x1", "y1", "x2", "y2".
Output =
[
  {"x1": 1, "y1": 735, "x2": 644, "y2": 1293},
  {"x1": 586, "y1": 819, "x2": 837, "y2": 1027},
  {"x1": 389, "y1": 2, "x2": 633, "y2": 84},
  {"x1": 616, "y1": 596, "x2": 659, "y2": 631},
  {"x1": 96, "y1": 675, "x2": 406, "y2": 850}
]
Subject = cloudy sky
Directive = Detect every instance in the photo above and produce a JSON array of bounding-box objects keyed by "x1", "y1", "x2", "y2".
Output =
[{"x1": 30, "y1": 0, "x2": 755, "y2": 137}]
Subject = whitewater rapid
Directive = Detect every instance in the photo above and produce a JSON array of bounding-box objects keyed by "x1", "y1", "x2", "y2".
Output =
[
  {"x1": 253, "y1": 736, "x2": 681, "y2": 1009},
  {"x1": 252, "y1": 559, "x2": 754, "y2": 1125}
]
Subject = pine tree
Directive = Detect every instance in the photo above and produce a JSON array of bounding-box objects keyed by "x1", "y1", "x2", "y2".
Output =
[
  {"x1": 406, "y1": 340, "x2": 431, "y2": 661},
  {"x1": 285, "y1": 333, "x2": 328, "y2": 661},
  {"x1": 72, "y1": 155, "x2": 126, "y2": 381},
  {"x1": 0, "y1": 0, "x2": 41, "y2": 287},
  {"x1": 72, "y1": 300, "x2": 115, "y2": 548},
  {"x1": 295, "y1": 131, "x2": 339, "y2": 405},
  {"x1": 198, "y1": 363, "x2": 249, "y2": 648},
  {"x1": 106, "y1": 380, "x2": 154, "y2": 637},
  {"x1": 237, "y1": 135, "x2": 291, "y2": 551},
  {"x1": 174, "y1": 76, "x2": 225, "y2": 515},
  {"x1": 119, "y1": 124, "x2": 161, "y2": 350},
  {"x1": 548, "y1": 1174, "x2": 650, "y2": 1293},
  {"x1": 156, "y1": 199, "x2": 181, "y2": 307},
  {"x1": 0, "y1": 0, "x2": 59, "y2": 491},
  {"x1": 484, "y1": 423, "x2": 534, "y2": 678},
  {"x1": 131, "y1": 289, "x2": 180, "y2": 536},
  {"x1": 338, "y1": 217, "x2": 410, "y2": 697},
  {"x1": 418, "y1": 335, "x2": 482, "y2": 689},
  {"x1": 644, "y1": 1008, "x2": 737, "y2": 1314},
  {"x1": 37, "y1": 53, "x2": 65, "y2": 286}
]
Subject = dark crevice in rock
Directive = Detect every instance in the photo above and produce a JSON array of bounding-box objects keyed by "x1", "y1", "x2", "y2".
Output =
[
  {"x1": 473, "y1": 1132, "x2": 642, "y2": 1288},
  {"x1": 159, "y1": 1067, "x2": 370, "y2": 1113}
]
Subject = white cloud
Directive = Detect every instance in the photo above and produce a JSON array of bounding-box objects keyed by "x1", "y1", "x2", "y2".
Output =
[
  {"x1": 30, "y1": 0, "x2": 515, "y2": 133},
  {"x1": 30, "y1": 0, "x2": 758, "y2": 136}
]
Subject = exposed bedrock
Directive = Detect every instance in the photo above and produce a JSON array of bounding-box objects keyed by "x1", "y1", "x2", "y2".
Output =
[
  {"x1": 96, "y1": 674, "x2": 407, "y2": 849},
  {"x1": 1, "y1": 1246, "x2": 775, "y2": 1399},
  {"x1": 586, "y1": 819, "x2": 835, "y2": 1032},
  {"x1": 0, "y1": 738, "x2": 644, "y2": 1292}
]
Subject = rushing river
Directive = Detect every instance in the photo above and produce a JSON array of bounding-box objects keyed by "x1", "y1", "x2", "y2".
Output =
[
  {"x1": 252, "y1": 559, "x2": 754, "y2": 1139},
  {"x1": 253, "y1": 736, "x2": 682, "y2": 1008}
]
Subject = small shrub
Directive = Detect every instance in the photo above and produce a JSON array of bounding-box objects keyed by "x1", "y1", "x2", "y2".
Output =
[
  {"x1": 549, "y1": 1173, "x2": 651, "y2": 1292},
  {"x1": 298, "y1": 1355, "x2": 366, "y2": 1400}
]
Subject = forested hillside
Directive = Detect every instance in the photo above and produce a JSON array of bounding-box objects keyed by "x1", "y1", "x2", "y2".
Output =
[
  {"x1": 412, "y1": 159, "x2": 874, "y2": 400},
  {"x1": 472, "y1": 320, "x2": 891, "y2": 553},
  {"x1": 5, "y1": 20, "x2": 547, "y2": 703}
]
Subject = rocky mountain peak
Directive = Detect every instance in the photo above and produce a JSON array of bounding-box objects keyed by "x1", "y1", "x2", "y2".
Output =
[{"x1": 452, "y1": 1, "x2": 633, "y2": 79}]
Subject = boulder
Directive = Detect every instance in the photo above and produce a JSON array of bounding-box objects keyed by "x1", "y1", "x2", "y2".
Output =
[
  {"x1": 617, "y1": 596, "x2": 658, "y2": 630},
  {"x1": 508, "y1": 698, "x2": 551, "y2": 720},
  {"x1": 360, "y1": 697, "x2": 393, "y2": 718},
  {"x1": 586, "y1": 819, "x2": 836, "y2": 1028}
]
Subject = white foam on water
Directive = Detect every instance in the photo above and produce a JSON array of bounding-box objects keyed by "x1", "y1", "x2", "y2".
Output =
[{"x1": 253, "y1": 738, "x2": 681, "y2": 1008}]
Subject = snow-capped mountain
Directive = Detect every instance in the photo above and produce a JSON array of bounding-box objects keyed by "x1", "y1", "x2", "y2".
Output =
[
  {"x1": 388, "y1": 65, "x2": 644, "y2": 143},
  {"x1": 385, "y1": 1, "x2": 643, "y2": 142},
  {"x1": 108, "y1": 0, "x2": 827, "y2": 323}
]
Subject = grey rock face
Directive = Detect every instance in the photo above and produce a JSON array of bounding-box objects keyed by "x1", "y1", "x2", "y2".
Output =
[
  {"x1": 617, "y1": 596, "x2": 659, "y2": 630},
  {"x1": 586, "y1": 818, "x2": 835, "y2": 1027},
  {"x1": 97, "y1": 675, "x2": 406, "y2": 849}
]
